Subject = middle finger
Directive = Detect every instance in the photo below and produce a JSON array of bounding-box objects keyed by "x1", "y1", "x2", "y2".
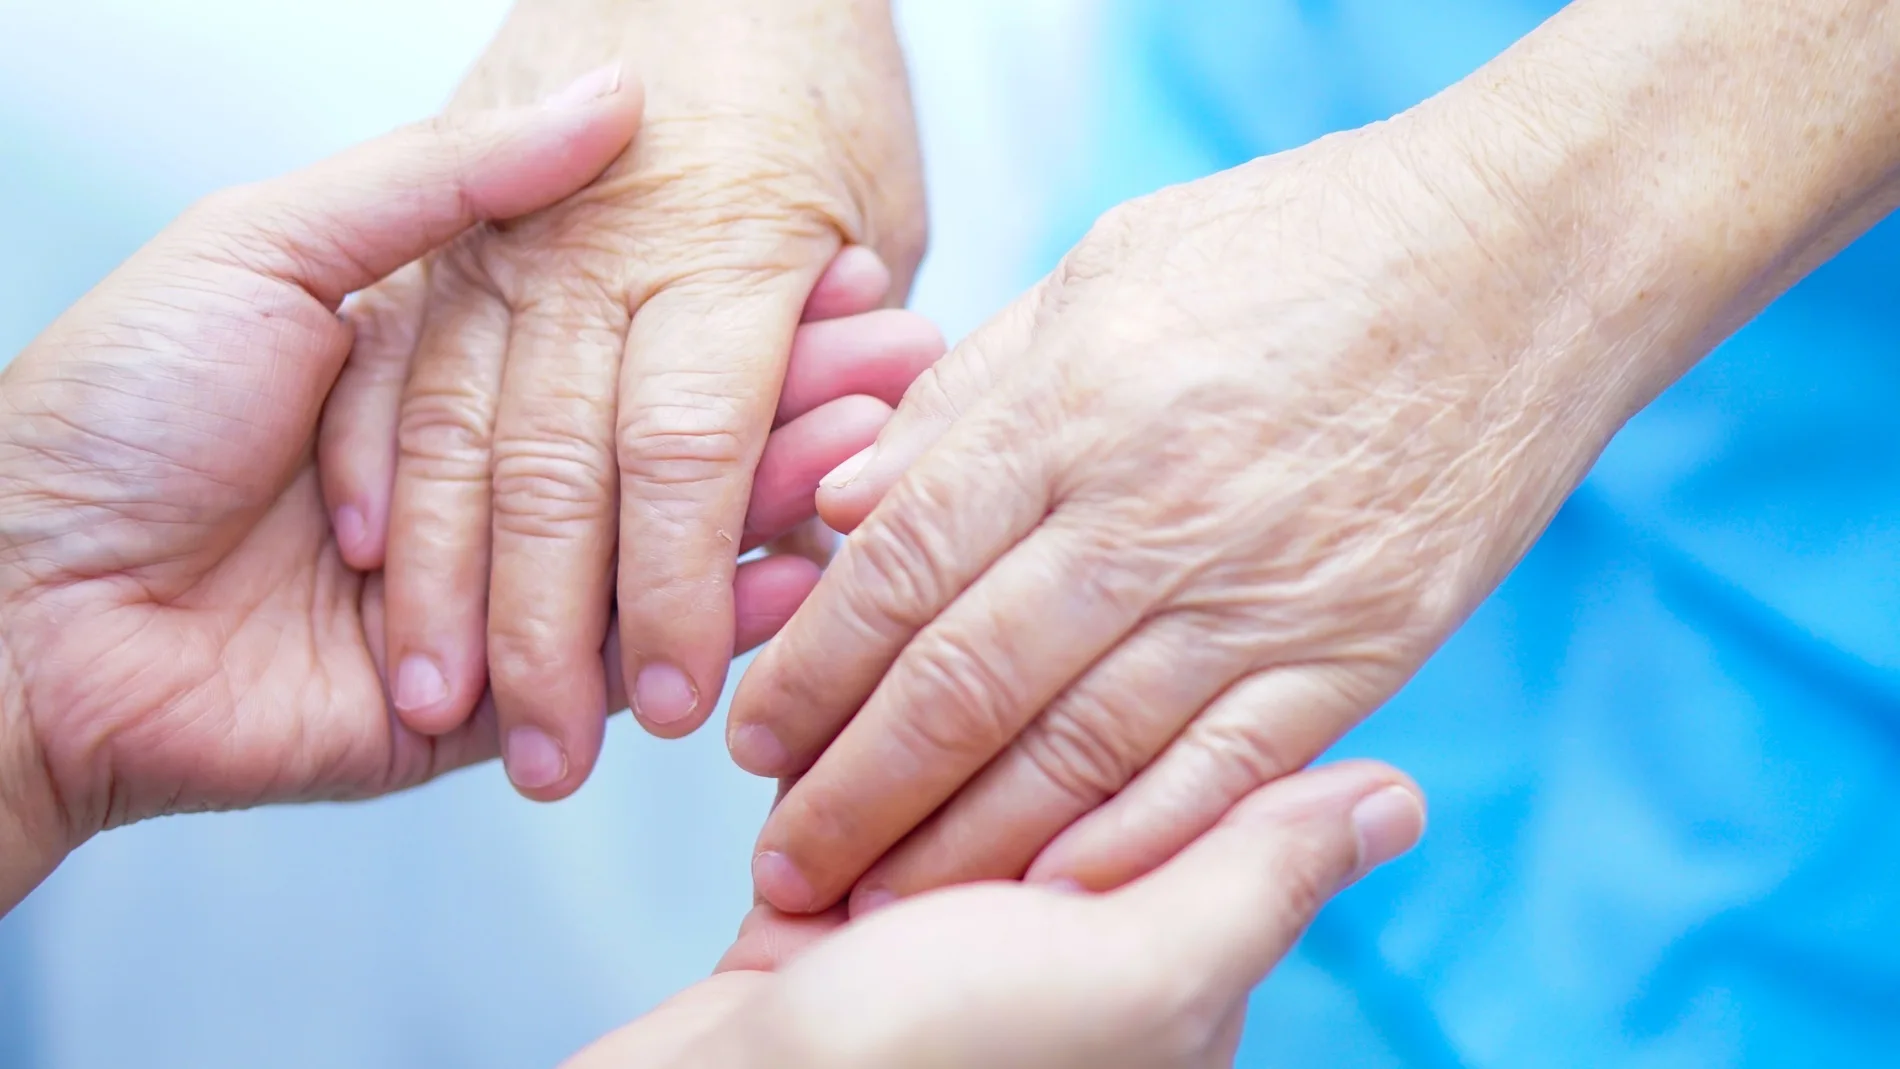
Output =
[{"x1": 484, "y1": 290, "x2": 629, "y2": 799}]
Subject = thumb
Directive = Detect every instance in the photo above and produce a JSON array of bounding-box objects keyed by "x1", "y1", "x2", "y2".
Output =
[
  {"x1": 1107, "y1": 760, "x2": 1425, "y2": 1001},
  {"x1": 814, "y1": 284, "x2": 1040, "y2": 533},
  {"x1": 189, "y1": 64, "x2": 642, "y2": 307}
]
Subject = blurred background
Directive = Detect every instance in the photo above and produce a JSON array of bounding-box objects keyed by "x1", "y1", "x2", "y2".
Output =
[{"x1": 6, "y1": 2, "x2": 1900, "y2": 1067}]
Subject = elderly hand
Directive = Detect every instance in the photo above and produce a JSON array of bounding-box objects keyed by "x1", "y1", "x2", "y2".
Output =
[
  {"x1": 314, "y1": 0, "x2": 927, "y2": 799},
  {"x1": 563, "y1": 762, "x2": 1423, "y2": 1069},
  {"x1": 0, "y1": 70, "x2": 926, "y2": 912},
  {"x1": 728, "y1": 0, "x2": 1900, "y2": 914}
]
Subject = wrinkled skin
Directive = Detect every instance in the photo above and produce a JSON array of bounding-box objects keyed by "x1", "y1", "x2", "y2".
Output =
[
  {"x1": 0, "y1": 82, "x2": 928, "y2": 909},
  {"x1": 730, "y1": 115, "x2": 1631, "y2": 914},
  {"x1": 563, "y1": 763, "x2": 1424, "y2": 1069},
  {"x1": 316, "y1": 0, "x2": 928, "y2": 799}
]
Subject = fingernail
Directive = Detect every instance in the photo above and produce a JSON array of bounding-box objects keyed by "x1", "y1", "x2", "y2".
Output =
[
  {"x1": 1350, "y1": 786, "x2": 1424, "y2": 882},
  {"x1": 504, "y1": 726, "x2": 568, "y2": 791},
  {"x1": 753, "y1": 851, "x2": 817, "y2": 913},
  {"x1": 822, "y1": 446, "x2": 874, "y2": 490},
  {"x1": 392, "y1": 653, "x2": 448, "y2": 711},
  {"x1": 1043, "y1": 877, "x2": 1087, "y2": 896},
  {"x1": 854, "y1": 888, "x2": 897, "y2": 915},
  {"x1": 729, "y1": 722, "x2": 790, "y2": 776},
  {"x1": 633, "y1": 662, "x2": 699, "y2": 726},
  {"x1": 542, "y1": 63, "x2": 623, "y2": 110},
  {"x1": 332, "y1": 505, "x2": 366, "y2": 556}
]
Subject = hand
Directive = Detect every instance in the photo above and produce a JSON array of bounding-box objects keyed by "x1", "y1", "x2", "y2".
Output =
[
  {"x1": 0, "y1": 75, "x2": 642, "y2": 911},
  {"x1": 730, "y1": 0, "x2": 1900, "y2": 916},
  {"x1": 725, "y1": 116, "x2": 1582, "y2": 914},
  {"x1": 323, "y1": 245, "x2": 945, "y2": 795},
  {"x1": 562, "y1": 762, "x2": 1425, "y2": 1069},
  {"x1": 315, "y1": 0, "x2": 927, "y2": 799}
]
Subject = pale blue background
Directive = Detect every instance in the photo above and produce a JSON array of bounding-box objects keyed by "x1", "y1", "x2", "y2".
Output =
[
  {"x1": 8, "y1": 2, "x2": 1900, "y2": 1067},
  {"x1": 1063, "y1": 3, "x2": 1900, "y2": 1067}
]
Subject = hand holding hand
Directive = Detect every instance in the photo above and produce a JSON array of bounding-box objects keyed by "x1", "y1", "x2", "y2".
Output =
[
  {"x1": 564, "y1": 762, "x2": 1424, "y2": 1069},
  {"x1": 0, "y1": 74, "x2": 640, "y2": 910},
  {"x1": 316, "y1": 0, "x2": 928, "y2": 798}
]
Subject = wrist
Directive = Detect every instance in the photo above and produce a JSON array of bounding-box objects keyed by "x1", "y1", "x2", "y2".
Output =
[
  {"x1": 464, "y1": 0, "x2": 898, "y2": 109},
  {"x1": 1421, "y1": 0, "x2": 1900, "y2": 420},
  {"x1": 0, "y1": 628, "x2": 70, "y2": 914}
]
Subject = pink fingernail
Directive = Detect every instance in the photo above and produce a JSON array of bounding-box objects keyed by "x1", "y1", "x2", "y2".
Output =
[
  {"x1": 854, "y1": 888, "x2": 897, "y2": 915},
  {"x1": 332, "y1": 505, "x2": 366, "y2": 557},
  {"x1": 729, "y1": 723, "x2": 790, "y2": 776},
  {"x1": 1350, "y1": 786, "x2": 1425, "y2": 881},
  {"x1": 633, "y1": 662, "x2": 699, "y2": 726},
  {"x1": 542, "y1": 64, "x2": 623, "y2": 110},
  {"x1": 393, "y1": 653, "x2": 448, "y2": 711},
  {"x1": 504, "y1": 726, "x2": 568, "y2": 792},
  {"x1": 753, "y1": 851, "x2": 817, "y2": 914},
  {"x1": 822, "y1": 447, "x2": 874, "y2": 490}
]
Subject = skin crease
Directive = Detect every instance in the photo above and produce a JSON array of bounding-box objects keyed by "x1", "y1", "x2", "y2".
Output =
[
  {"x1": 730, "y1": 0, "x2": 1900, "y2": 916},
  {"x1": 560, "y1": 763, "x2": 1425, "y2": 1069},
  {"x1": 315, "y1": 0, "x2": 927, "y2": 801},
  {"x1": 0, "y1": 83, "x2": 937, "y2": 913}
]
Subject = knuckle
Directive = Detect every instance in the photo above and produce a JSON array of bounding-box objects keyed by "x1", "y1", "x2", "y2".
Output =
[
  {"x1": 1017, "y1": 696, "x2": 1142, "y2": 808},
  {"x1": 487, "y1": 620, "x2": 580, "y2": 702},
  {"x1": 1192, "y1": 711, "x2": 1306, "y2": 792},
  {"x1": 491, "y1": 433, "x2": 615, "y2": 537},
  {"x1": 837, "y1": 503, "x2": 956, "y2": 635},
  {"x1": 1053, "y1": 202, "x2": 1145, "y2": 291},
  {"x1": 614, "y1": 398, "x2": 752, "y2": 494},
  {"x1": 886, "y1": 630, "x2": 1025, "y2": 764},
  {"x1": 896, "y1": 362, "x2": 966, "y2": 425},
  {"x1": 397, "y1": 389, "x2": 493, "y2": 479}
]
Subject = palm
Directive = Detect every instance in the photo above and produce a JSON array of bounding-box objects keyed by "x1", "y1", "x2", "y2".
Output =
[{"x1": 0, "y1": 243, "x2": 487, "y2": 838}]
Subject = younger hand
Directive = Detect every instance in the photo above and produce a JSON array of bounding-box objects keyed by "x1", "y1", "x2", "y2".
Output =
[
  {"x1": 0, "y1": 73, "x2": 644, "y2": 910},
  {"x1": 563, "y1": 762, "x2": 1425, "y2": 1069}
]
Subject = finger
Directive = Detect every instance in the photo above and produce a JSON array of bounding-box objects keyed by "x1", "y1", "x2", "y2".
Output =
[
  {"x1": 726, "y1": 301, "x2": 1041, "y2": 778},
  {"x1": 801, "y1": 245, "x2": 892, "y2": 323},
  {"x1": 1026, "y1": 663, "x2": 1394, "y2": 891},
  {"x1": 714, "y1": 904, "x2": 850, "y2": 974},
  {"x1": 484, "y1": 293, "x2": 627, "y2": 797},
  {"x1": 749, "y1": 520, "x2": 1164, "y2": 914},
  {"x1": 733, "y1": 555, "x2": 825, "y2": 657},
  {"x1": 319, "y1": 263, "x2": 430, "y2": 569},
  {"x1": 1108, "y1": 760, "x2": 1424, "y2": 998},
  {"x1": 381, "y1": 256, "x2": 511, "y2": 736},
  {"x1": 743, "y1": 395, "x2": 892, "y2": 554},
  {"x1": 847, "y1": 614, "x2": 1247, "y2": 913},
  {"x1": 764, "y1": 518, "x2": 841, "y2": 570},
  {"x1": 813, "y1": 291, "x2": 1035, "y2": 534},
  {"x1": 198, "y1": 65, "x2": 642, "y2": 308},
  {"x1": 612, "y1": 255, "x2": 833, "y2": 738},
  {"x1": 776, "y1": 311, "x2": 946, "y2": 426}
]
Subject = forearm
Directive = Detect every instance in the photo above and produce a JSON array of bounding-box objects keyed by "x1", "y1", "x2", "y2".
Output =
[
  {"x1": 454, "y1": 0, "x2": 901, "y2": 108},
  {"x1": 0, "y1": 642, "x2": 66, "y2": 914},
  {"x1": 1432, "y1": 0, "x2": 1900, "y2": 414}
]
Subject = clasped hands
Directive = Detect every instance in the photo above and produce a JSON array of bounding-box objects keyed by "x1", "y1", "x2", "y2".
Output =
[{"x1": 0, "y1": 57, "x2": 1421, "y2": 1067}]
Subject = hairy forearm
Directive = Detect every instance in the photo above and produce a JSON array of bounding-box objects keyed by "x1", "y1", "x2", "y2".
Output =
[
  {"x1": 0, "y1": 640, "x2": 66, "y2": 914},
  {"x1": 1433, "y1": 0, "x2": 1900, "y2": 414}
]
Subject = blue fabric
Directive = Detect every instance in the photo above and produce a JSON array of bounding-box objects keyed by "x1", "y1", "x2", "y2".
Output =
[{"x1": 1068, "y1": 3, "x2": 1900, "y2": 1065}]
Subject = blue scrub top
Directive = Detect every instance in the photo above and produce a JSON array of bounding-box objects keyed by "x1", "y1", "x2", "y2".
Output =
[{"x1": 1069, "y1": 3, "x2": 1900, "y2": 1066}]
